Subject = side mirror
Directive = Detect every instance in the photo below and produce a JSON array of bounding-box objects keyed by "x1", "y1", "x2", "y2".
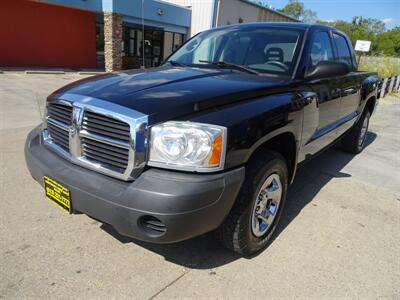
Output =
[{"x1": 305, "y1": 61, "x2": 349, "y2": 80}]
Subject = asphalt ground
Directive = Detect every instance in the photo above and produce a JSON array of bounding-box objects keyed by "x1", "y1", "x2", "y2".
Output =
[{"x1": 1, "y1": 73, "x2": 399, "y2": 299}]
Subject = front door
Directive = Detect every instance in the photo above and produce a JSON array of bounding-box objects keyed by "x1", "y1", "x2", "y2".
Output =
[
  {"x1": 301, "y1": 30, "x2": 342, "y2": 156},
  {"x1": 122, "y1": 27, "x2": 164, "y2": 69},
  {"x1": 332, "y1": 32, "x2": 361, "y2": 136}
]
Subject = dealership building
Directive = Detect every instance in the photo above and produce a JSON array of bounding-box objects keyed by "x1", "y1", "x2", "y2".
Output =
[
  {"x1": 163, "y1": 0, "x2": 298, "y2": 36},
  {"x1": 1, "y1": 0, "x2": 296, "y2": 72},
  {"x1": 0, "y1": 0, "x2": 191, "y2": 71}
]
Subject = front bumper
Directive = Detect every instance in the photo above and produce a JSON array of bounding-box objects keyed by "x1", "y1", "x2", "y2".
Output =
[{"x1": 25, "y1": 126, "x2": 245, "y2": 243}]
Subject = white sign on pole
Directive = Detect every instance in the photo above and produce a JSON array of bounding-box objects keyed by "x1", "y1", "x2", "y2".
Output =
[{"x1": 355, "y1": 40, "x2": 372, "y2": 52}]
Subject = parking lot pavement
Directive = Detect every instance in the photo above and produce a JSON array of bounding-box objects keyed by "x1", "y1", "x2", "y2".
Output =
[{"x1": 1, "y1": 73, "x2": 399, "y2": 299}]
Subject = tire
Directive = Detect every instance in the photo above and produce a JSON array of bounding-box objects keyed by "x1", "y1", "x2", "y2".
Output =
[
  {"x1": 216, "y1": 150, "x2": 288, "y2": 256},
  {"x1": 341, "y1": 109, "x2": 371, "y2": 154}
]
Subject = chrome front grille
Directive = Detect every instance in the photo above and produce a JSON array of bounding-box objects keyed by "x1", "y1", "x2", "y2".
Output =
[
  {"x1": 82, "y1": 138, "x2": 129, "y2": 171},
  {"x1": 82, "y1": 111, "x2": 130, "y2": 143},
  {"x1": 42, "y1": 94, "x2": 148, "y2": 181},
  {"x1": 47, "y1": 102, "x2": 73, "y2": 125},
  {"x1": 46, "y1": 102, "x2": 72, "y2": 151},
  {"x1": 81, "y1": 110, "x2": 131, "y2": 172},
  {"x1": 47, "y1": 122, "x2": 69, "y2": 151}
]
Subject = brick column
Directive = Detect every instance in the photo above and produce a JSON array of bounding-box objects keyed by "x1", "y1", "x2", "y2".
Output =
[{"x1": 104, "y1": 12, "x2": 123, "y2": 72}]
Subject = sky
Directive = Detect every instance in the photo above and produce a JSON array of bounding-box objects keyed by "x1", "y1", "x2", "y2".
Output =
[{"x1": 259, "y1": 0, "x2": 400, "y2": 30}]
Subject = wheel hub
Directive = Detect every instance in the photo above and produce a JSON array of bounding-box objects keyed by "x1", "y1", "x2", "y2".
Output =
[
  {"x1": 251, "y1": 174, "x2": 282, "y2": 237},
  {"x1": 359, "y1": 113, "x2": 370, "y2": 147}
]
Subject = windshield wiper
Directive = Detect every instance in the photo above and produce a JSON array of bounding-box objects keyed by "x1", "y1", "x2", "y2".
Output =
[
  {"x1": 166, "y1": 60, "x2": 188, "y2": 67},
  {"x1": 199, "y1": 60, "x2": 260, "y2": 75}
]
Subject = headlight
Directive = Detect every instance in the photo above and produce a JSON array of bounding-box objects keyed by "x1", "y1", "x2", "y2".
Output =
[{"x1": 148, "y1": 121, "x2": 227, "y2": 172}]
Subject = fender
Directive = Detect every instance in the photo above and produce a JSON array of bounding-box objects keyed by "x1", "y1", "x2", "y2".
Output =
[
  {"x1": 358, "y1": 74, "x2": 379, "y2": 116},
  {"x1": 187, "y1": 91, "x2": 306, "y2": 175}
]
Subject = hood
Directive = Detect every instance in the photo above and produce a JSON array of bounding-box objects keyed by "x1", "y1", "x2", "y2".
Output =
[{"x1": 52, "y1": 66, "x2": 293, "y2": 123}]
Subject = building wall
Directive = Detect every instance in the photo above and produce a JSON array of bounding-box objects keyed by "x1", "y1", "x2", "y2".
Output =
[
  {"x1": 164, "y1": 0, "x2": 297, "y2": 37},
  {"x1": 216, "y1": 0, "x2": 296, "y2": 26},
  {"x1": 0, "y1": 0, "x2": 97, "y2": 68},
  {"x1": 43, "y1": 0, "x2": 191, "y2": 34},
  {"x1": 40, "y1": 0, "x2": 103, "y2": 11},
  {"x1": 257, "y1": 8, "x2": 294, "y2": 22},
  {"x1": 216, "y1": 0, "x2": 257, "y2": 26},
  {"x1": 162, "y1": 0, "x2": 215, "y2": 36},
  {"x1": 112, "y1": 0, "x2": 191, "y2": 33}
]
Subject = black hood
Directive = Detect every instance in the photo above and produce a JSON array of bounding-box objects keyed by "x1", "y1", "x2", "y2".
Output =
[{"x1": 52, "y1": 66, "x2": 293, "y2": 123}]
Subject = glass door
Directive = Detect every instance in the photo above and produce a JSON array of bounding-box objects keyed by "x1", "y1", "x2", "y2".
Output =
[
  {"x1": 143, "y1": 30, "x2": 163, "y2": 68},
  {"x1": 121, "y1": 26, "x2": 165, "y2": 69}
]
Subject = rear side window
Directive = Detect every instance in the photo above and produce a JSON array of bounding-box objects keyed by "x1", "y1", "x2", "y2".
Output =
[
  {"x1": 309, "y1": 31, "x2": 334, "y2": 68},
  {"x1": 333, "y1": 33, "x2": 353, "y2": 69}
]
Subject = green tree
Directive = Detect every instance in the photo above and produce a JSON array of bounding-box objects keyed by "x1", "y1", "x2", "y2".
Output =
[
  {"x1": 351, "y1": 17, "x2": 385, "y2": 35},
  {"x1": 318, "y1": 17, "x2": 383, "y2": 43},
  {"x1": 316, "y1": 17, "x2": 400, "y2": 57},
  {"x1": 375, "y1": 27, "x2": 400, "y2": 56},
  {"x1": 278, "y1": 0, "x2": 317, "y2": 23},
  {"x1": 263, "y1": 1, "x2": 400, "y2": 57}
]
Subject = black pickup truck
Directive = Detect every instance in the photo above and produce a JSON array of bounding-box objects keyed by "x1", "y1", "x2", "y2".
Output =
[{"x1": 25, "y1": 23, "x2": 378, "y2": 256}]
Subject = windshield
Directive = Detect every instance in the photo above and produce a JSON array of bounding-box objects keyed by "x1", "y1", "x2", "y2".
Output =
[{"x1": 167, "y1": 27, "x2": 304, "y2": 75}]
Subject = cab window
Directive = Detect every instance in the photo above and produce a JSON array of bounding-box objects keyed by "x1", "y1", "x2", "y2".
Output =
[
  {"x1": 309, "y1": 31, "x2": 334, "y2": 70},
  {"x1": 333, "y1": 33, "x2": 353, "y2": 69}
]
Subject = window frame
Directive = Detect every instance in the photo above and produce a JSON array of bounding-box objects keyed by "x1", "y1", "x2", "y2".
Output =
[
  {"x1": 162, "y1": 32, "x2": 185, "y2": 60},
  {"x1": 122, "y1": 27, "x2": 138, "y2": 57},
  {"x1": 95, "y1": 23, "x2": 105, "y2": 54},
  {"x1": 127, "y1": 28, "x2": 136, "y2": 57},
  {"x1": 331, "y1": 31, "x2": 355, "y2": 71},
  {"x1": 307, "y1": 30, "x2": 336, "y2": 73}
]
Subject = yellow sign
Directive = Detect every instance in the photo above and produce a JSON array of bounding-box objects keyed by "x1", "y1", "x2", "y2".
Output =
[{"x1": 43, "y1": 176, "x2": 71, "y2": 213}]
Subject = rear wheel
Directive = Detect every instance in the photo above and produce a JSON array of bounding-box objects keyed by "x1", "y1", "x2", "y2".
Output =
[
  {"x1": 216, "y1": 151, "x2": 288, "y2": 256},
  {"x1": 341, "y1": 109, "x2": 371, "y2": 154}
]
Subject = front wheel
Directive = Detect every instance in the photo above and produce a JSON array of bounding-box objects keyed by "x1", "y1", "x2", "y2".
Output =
[
  {"x1": 341, "y1": 109, "x2": 371, "y2": 154},
  {"x1": 215, "y1": 151, "x2": 288, "y2": 256}
]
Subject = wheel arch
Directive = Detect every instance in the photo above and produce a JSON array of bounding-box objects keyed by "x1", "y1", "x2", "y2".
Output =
[
  {"x1": 365, "y1": 96, "x2": 377, "y2": 115},
  {"x1": 360, "y1": 74, "x2": 379, "y2": 115},
  {"x1": 246, "y1": 131, "x2": 298, "y2": 184}
]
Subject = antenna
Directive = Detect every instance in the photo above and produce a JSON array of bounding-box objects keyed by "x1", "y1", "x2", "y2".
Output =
[{"x1": 141, "y1": 0, "x2": 145, "y2": 69}]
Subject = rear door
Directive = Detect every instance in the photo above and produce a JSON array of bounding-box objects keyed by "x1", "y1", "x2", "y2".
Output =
[{"x1": 332, "y1": 32, "x2": 361, "y2": 135}]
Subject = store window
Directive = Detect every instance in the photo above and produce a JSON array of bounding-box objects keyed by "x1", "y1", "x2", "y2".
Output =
[
  {"x1": 136, "y1": 30, "x2": 143, "y2": 57},
  {"x1": 164, "y1": 32, "x2": 174, "y2": 58},
  {"x1": 122, "y1": 28, "x2": 137, "y2": 57},
  {"x1": 96, "y1": 24, "x2": 105, "y2": 69},
  {"x1": 173, "y1": 33, "x2": 183, "y2": 51},
  {"x1": 128, "y1": 29, "x2": 135, "y2": 56},
  {"x1": 96, "y1": 24, "x2": 104, "y2": 53},
  {"x1": 121, "y1": 26, "x2": 186, "y2": 69},
  {"x1": 163, "y1": 32, "x2": 184, "y2": 59},
  {"x1": 122, "y1": 26, "x2": 167, "y2": 69}
]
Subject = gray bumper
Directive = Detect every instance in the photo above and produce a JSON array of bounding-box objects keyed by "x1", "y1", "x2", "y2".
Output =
[{"x1": 25, "y1": 126, "x2": 245, "y2": 243}]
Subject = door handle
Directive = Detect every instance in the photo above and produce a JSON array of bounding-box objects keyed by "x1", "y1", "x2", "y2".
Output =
[{"x1": 343, "y1": 88, "x2": 356, "y2": 94}]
